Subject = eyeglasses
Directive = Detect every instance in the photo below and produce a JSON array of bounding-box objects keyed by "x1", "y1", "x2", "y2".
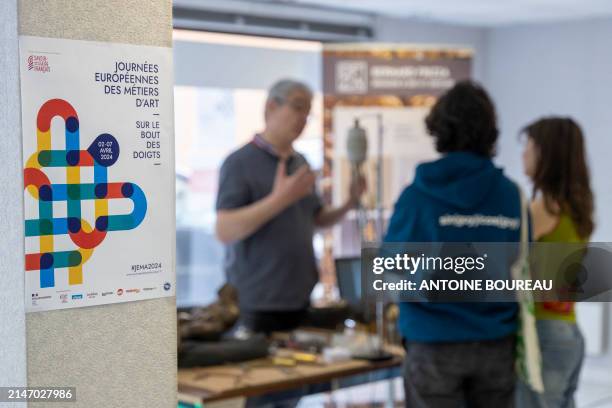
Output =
[{"x1": 274, "y1": 97, "x2": 311, "y2": 116}]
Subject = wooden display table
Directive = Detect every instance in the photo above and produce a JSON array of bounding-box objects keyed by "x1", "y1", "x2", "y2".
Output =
[{"x1": 178, "y1": 346, "x2": 404, "y2": 407}]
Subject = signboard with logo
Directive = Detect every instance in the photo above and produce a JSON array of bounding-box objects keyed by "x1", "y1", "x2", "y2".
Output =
[
  {"x1": 322, "y1": 45, "x2": 471, "y2": 97},
  {"x1": 20, "y1": 36, "x2": 175, "y2": 312},
  {"x1": 320, "y1": 44, "x2": 473, "y2": 260}
]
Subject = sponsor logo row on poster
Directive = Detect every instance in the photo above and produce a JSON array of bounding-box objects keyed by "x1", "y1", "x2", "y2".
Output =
[{"x1": 30, "y1": 282, "x2": 172, "y2": 307}]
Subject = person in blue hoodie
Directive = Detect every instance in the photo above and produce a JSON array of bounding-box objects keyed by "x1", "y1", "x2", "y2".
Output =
[{"x1": 385, "y1": 81, "x2": 521, "y2": 408}]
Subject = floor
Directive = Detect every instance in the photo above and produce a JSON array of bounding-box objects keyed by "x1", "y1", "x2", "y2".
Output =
[
  {"x1": 297, "y1": 359, "x2": 612, "y2": 408},
  {"x1": 576, "y1": 360, "x2": 612, "y2": 408}
]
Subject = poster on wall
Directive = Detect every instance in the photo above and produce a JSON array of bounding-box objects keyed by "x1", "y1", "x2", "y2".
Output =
[
  {"x1": 19, "y1": 36, "x2": 175, "y2": 312},
  {"x1": 322, "y1": 44, "x2": 472, "y2": 260}
]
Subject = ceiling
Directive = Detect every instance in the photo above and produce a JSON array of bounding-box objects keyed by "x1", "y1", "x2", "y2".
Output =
[{"x1": 265, "y1": 0, "x2": 612, "y2": 26}]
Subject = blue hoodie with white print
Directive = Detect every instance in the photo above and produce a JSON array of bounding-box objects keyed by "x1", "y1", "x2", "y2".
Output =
[{"x1": 384, "y1": 151, "x2": 522, "y2": 342}]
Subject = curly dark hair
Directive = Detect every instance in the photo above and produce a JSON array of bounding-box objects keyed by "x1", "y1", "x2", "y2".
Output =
[{"x1": 425, "y1": 80, "x2": 498, "y2": 157}]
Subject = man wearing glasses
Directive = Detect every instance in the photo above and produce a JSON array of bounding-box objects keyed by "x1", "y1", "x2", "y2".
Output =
[{"x1": 215, "y1": 79, "x2": 365, "y2": 333}]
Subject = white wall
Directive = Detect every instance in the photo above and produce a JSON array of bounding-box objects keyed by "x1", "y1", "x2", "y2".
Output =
[
  {"x1": 374, "y1": 16, "x2": 488, "y2": 82},
  {"x1": 486, "y1": 18, "x2": 612, "y2": 241},
  {"x1": 485, "y1": 17, "x2": 612, "y2": 371},
  {"x1": 0, "y1": 0, "x2": 27, "y2": 402}
]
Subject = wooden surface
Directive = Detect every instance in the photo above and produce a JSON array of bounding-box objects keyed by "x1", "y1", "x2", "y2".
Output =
[{"x1": 178, "y1": 348, "x2": 404, "y2": 404}]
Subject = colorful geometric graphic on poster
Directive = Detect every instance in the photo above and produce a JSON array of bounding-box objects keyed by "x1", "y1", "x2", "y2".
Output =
[
  {"x1": 321, "y1": 44, "x2": 473, "y2": 258},
  {"x1": 19, "y1": 36, "x2": 175, "y2": 312}
]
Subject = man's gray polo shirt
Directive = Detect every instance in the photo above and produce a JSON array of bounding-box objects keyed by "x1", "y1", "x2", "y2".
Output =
[{"x1": 216, "y1": 140, "x2": 322, "y2": 312}]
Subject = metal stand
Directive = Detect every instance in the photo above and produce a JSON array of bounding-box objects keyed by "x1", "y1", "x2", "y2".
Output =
[{"x1": 352, "y1": 113, "x2": 387, "y2": 356}]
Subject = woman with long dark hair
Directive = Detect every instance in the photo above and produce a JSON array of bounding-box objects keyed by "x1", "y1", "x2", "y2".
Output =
[{"x1": 518, "y1": 117, "x2": 594, "y2": 408}]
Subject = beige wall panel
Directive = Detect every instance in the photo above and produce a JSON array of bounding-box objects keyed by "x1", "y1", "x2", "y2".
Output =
[{"x1": 20, "y1": 1, "x2": 176, "y2": 407}]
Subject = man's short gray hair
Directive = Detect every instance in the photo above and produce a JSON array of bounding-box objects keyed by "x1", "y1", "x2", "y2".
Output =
[{"x1": 267, "y1": 79, "x2": 312, "y2": 103}]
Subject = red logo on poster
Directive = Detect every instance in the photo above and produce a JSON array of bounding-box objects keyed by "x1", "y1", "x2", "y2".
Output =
[{"x1": 27, "y1": 55, "x2": 50, "y2": 73}]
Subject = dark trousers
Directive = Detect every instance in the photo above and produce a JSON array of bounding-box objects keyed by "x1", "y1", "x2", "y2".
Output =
[
  {"x1": 240, "y1": 309, "x2": 309, "y2": 334},
  {"x1": 240, "y1": 310, "x2": 309, "y2": 408},
  {"x1": 403, "y1": 336, "x2": 516, "y2": 408}
]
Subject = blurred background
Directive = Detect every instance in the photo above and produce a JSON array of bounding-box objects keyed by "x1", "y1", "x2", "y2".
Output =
[{"x1": 172, "y1": 1, "x2": 612, "y2": 406}]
